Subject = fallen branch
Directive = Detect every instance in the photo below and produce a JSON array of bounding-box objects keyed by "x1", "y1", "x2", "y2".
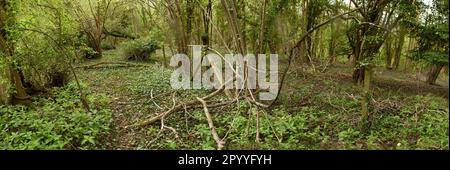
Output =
[
  {"x1": 246, "y1": 96, "x2": 270, "y2": 108},
  {"x1": 126, "y1": 98, "x2": 238, "y2": 128},
  {"x1": 263, "y1": 111, "x2": 282, "y2": 143},
  {"x1": 103, "y1": 28, "x2": 137, "y2": 40},
  {"x1": 126, "y1": 87, "x2": 228, "y2": 128},
  {"x1": 197, "y1": 97, "x2": 225, "y2": 150}
]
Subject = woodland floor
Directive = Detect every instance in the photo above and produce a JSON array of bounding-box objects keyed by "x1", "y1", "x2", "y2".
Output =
[{"x1": 77, "y1": 49, "x2": 449, "y2": 150}]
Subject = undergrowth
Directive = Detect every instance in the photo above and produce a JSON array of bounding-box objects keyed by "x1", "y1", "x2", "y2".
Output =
[
  {"x1": 0, "y1": 82, "x2": 112, "y2": 150},
  {"x1": 76, "y1": 56, "x2": 448, "y2": 150},
  {"x1": 131, "y1": 69, "x2": 448, "y2": 150}
]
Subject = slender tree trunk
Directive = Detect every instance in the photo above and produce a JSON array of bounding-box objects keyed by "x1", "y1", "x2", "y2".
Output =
[
  {"x1": 220, "y1": 0, "x2": 246, "y2": 54},
  {"x1": 220, "y1": 0, "x2": 247, "y2": 99},
  {"x1": 328, "y1": 10, "x2": 338, "y2": 66},
  {"x1": 201, "y1": 0, "x2": 212, "y2": 47},
  {"x1": 162, "y1": 44, "x2": 167, "y2": 67},
  {"x1": 313, "y1": 24, "x2": 321, "y2": 60},
  {"x1": 305, "y1": 1, "x2": 315, "y2": 65},
  {"x1": 255, "y1": 0, "x2": 267, "y2": 92},
  {"x1": 351, "y1": 39, "x2": 363, "y2": 85},
  {"x1": 361, "y1": 66, "x2": 372, "y2": 120},
  {"x1": 164, "y1": 0, "x2": 188, "y2": 55},
  {"x1": 300, "y1": 0, "x2": 310, "y2": 65},
  {"x1": 256, "y1": 0, "x2": 267, "y2": 55},
  {"x1": 404, "y1": 37, "x2": 413, "y2": 72},
  {"x1": 385, "y1": 35, "x2": 393, "y2": 69},
  {"x1": 186, "y1": 0, "x2": 194, "y2": 45},
  {"x1": 238, "y1": 0, "x2": 247, "y2": 51},
  {"x1": 176, "y1": 0, "x2": 188, "y2": 54},
  {"x1": 393, "y1": 30, "x2": 406, "y2": 70}
]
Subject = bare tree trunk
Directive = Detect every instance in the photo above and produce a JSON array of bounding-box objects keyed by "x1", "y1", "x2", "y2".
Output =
[
  {"x1": 220, "y1": 0, "x2": 246, "y2": 54},
  {"x1": 220, "y1": 0, "x2": 247, "y2": 99},
  {"x1": 255, "y1": 0, "x2": 268, "y2": 92}
]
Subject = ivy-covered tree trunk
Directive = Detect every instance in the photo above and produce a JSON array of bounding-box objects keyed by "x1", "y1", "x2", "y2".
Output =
[
  {"x1": 0, "y1": 58, "x2": 10, "y2": 104},
  {"x1": 0, "y1": 0, "x2": 8, "y2": 104},
  {"x1": 0, "y1": 0, "x2": 31, "y2": 105}
]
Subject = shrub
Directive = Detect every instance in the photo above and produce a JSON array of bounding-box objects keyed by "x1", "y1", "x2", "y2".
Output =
[
  {"x1": 101, "y1": 43, "x2": 116, "y2": 51},
  {"x1": 121, "y1": 38, "x2": 160, "y2": 61},
  {"x1": 16, "y1": 44, "x2": 74, "y2": 92},
  {"x1": 81, "y1": 46, "x2": 100, "y2": 59}
]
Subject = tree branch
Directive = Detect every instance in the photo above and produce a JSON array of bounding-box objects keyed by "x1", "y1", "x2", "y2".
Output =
[{"x1": 197, "y1": 97, "x2": 225, "y2": 150}]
